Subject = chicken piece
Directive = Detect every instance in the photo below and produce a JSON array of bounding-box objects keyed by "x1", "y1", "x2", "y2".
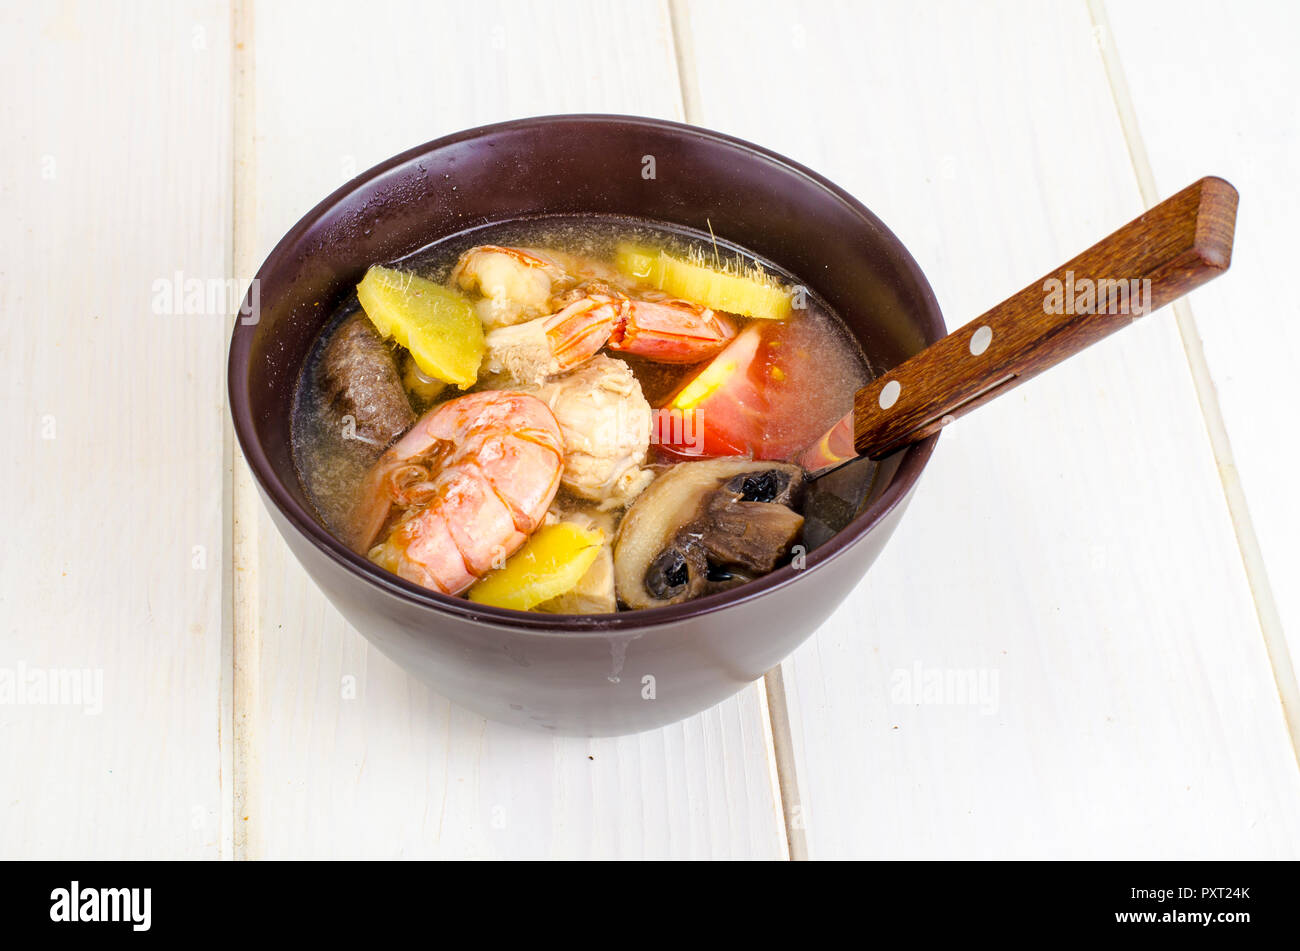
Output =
[
  {"x1": 526, "y1": 355, "x2": 654, "y2": 508},
  {"x1": 320, "y1": 312, "x2": 415, "y2": 447}
]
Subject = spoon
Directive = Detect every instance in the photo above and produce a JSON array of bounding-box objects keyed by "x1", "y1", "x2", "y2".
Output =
[{"x1": 798, "y1": 176, "x2": 1238, "y2": 475}]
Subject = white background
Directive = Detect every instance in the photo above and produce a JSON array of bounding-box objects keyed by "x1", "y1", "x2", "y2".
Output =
[{"x1": 1, "y1": 0, "x2": 1297, "y2": 858}]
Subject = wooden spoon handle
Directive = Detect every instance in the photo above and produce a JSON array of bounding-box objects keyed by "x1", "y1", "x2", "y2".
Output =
[{"x1": 852, "y1": 176, "x2": 1238, "y2": 460}]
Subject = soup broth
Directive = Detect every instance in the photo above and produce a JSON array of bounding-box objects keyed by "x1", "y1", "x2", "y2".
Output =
[{"x1": 292, "y1": 215, "x2": 877, "y2": 613}]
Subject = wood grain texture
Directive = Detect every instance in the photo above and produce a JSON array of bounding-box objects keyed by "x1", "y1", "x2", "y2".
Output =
[
  {"x1": 854, "y1": 176, "x2": 1238, "y2": 457},
  {"x1": 1101, "y1": 0, "x2": 1300, "y2": 759},
  {"x1": 0, "y1": 1, "x2": 231, "y2": 857},
  {"x1": 238, "y1": 0, "x2": 787, "y2": 859},
  {"x1": 679, "y1": 0, "x2": 1300, "y2": 857},
  {"x1": 5, "y1": 0, "x2": 1295, "y2": 862}
]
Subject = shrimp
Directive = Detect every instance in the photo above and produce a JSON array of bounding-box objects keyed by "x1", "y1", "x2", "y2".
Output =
[
  {"x1": 450, "y1": 246, "x2": 566, "y2": 330},
  {"x1": 483, "y1": 289, "x2": 738, "y2": 384},
  {"x1": 349, "y1": 391, "x2": 565, "y2": 596},
  {"x1": 450, "y1": 245, "x2": 651, "y2": 331}
]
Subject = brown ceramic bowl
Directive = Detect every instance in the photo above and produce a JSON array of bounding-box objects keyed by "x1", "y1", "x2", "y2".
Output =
[{"x1": 228, "y1": 115, "x2": 943, "y2": 736}]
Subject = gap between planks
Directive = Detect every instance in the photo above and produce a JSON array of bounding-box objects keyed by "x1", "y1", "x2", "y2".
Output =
[
  {"x1": 1087, "y1": 0, "x2": 1300, "y2": 768},
  {"x1": 225, "y1": 0, "x2": 260, "y2": 861},
  {"x1": 666, "y1": 0, "x2": 805, "y2": 860}
]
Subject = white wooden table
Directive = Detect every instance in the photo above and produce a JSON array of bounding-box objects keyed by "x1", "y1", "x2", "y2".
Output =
[{"x1": 2, "y1": 0, "x2": 1297, "y2": 859}]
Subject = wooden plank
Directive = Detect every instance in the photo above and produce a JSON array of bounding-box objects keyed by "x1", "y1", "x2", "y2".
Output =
[
  {"x1": 237, "y1": 0, "x2": 786, "y2": 858},
  {"x1": 0, "y1": 1, "x2": 231, "y2": 857},
  {"x1": 1099, "y1": 0, "x2": 1300, "y2": 759},
  {"x1": 679, "y1": 0, "x2": 1300, "y2": 857}
]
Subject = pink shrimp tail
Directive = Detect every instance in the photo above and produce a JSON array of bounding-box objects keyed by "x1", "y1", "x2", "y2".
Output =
[{"x1": 610, "y1": 300, "x2": 737, "y2": 363}]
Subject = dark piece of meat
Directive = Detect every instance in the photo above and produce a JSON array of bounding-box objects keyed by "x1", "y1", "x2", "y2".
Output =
[{"x1": 320, "y1": 312, "x2": 415, "y2": 448}]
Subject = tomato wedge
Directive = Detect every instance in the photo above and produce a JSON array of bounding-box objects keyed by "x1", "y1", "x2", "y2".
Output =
[{"x1": 656, "y1": 320, "x2": 836, "y2": 461}]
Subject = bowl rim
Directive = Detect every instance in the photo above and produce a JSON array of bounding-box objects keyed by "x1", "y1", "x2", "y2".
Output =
[{"x1": 228, "y1": 113, "x2": 944, "y2": 634}]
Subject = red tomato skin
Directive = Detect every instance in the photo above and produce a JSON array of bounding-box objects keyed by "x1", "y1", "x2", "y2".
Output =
[{"x1": 655, "y1": 323, "x2": 808, "y2": 461}]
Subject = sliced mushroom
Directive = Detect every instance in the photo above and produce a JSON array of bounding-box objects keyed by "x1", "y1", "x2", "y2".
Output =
[
  {"x1": 614, "y1": 459, "x2": 804, "y2": 610},
  {"x1": 643, "y1": 539, "x2": 710, "y2": 604},
  {"x1": 697, "y1": 496, "x2": 805, "y2": 575},
  {"x1": 720, "y1": 467, "x2": 803, "y2": 507}
]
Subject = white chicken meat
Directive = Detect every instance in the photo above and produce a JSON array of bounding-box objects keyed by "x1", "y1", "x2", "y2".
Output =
[{"x1": 526, "y1": 355, "x2": 654, "y2": 508}]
